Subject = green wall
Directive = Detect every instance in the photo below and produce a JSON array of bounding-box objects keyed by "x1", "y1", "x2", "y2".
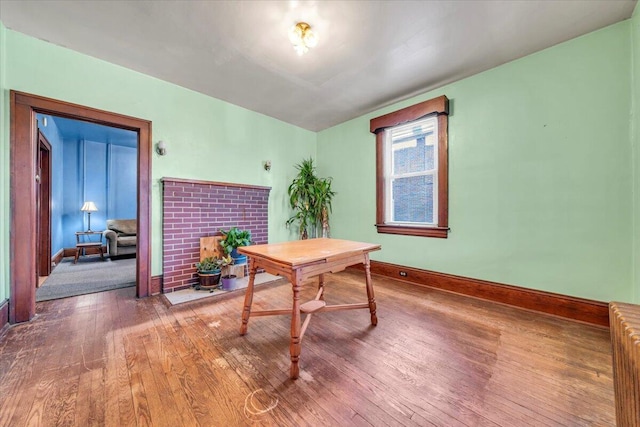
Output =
[
  {"x1": 632, "y1": 3, "x2": 640, "y2": 303},
  {"x1": 0, "y1": 27, "x2": 315, "y2": 282},
  {"x1": 318, "y1": 21, "x2": 634, "y2": 303},
  {"x1": 0, "y1": 21, "x2": 7, "y2": 304}
]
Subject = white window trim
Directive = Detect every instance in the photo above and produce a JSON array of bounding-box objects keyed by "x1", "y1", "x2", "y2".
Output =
[{"x1": 384, "y1": 115, "x2": 439, "y2": 226}]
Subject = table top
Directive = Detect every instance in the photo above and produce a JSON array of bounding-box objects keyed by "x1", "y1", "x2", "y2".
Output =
[
  {"x1": 238, "y1": 238, "x2": 381, "y2": 268},
  {"x1": 76, "y1": 230, "x2": 104, "y2": 235}
]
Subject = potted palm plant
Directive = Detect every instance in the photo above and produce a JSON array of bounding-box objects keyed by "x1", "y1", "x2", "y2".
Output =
[
  {"x1": 314, "y1": 176, "x2": 336, "y2": 238},
  {"x1": 287, "y1": 158, "x2": 335, "y2": 239}
]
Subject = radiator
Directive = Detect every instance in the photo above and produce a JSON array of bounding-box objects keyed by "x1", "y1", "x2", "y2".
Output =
[{"x1": 609, "y1": 302, "x2": 640, "y2": 427}]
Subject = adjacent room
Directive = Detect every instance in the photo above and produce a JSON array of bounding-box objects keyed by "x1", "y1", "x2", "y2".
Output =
[
  {"x1": 0, "y1": 1, "x2": 639, "y2": 426},
  {"x1": 34, "y1": 114, "x2": 138, "y2": 301}
]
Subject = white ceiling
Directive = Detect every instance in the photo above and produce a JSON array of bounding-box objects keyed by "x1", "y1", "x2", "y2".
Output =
[{"x1": 1, "y1": 0, "x2": 637, "y2": 131}]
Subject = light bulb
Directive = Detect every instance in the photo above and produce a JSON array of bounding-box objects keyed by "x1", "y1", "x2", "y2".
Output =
[
  {"x1": 304, "y1": 30, "x2": 317, "y2": 48},
  {"x1": 294, "y1": 44, "x2": 308, "y2": 56},
  {"x1": 289, "y1": 25, "x2": 303, "y2": 44}
]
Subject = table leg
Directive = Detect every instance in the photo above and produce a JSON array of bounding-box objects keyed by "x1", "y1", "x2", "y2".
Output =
[
  {"x1": 240, "y1": 258, "x2": 257, "y2": 336},
  {"x1": 290, "y1": 271, "x2": 302, "y2": 379},
  {"x1": 364, "y1": 254, "x2": 378, "y2": 326},
  {"x1": 318, "y1": 273, "x2": 325, "y2": 300}
]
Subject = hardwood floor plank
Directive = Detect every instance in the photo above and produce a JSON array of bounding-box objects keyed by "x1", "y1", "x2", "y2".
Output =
[
  {"x1": 0, "y1": 347, "x2": 38, "y2": 426},
  {"x1": 124, "y1": 333, "x2": 156, "y2": 427},
  {"x1": 114, "y1": 296, "x2": 138, "y2": 427},
  {"x1": 103, "y1": 329, "x2": 121, "y2": 427},
  {"x1": 170, "y1": 307, "x2": 276, "y2": 425},
  {"x1": 143, "y1": 301, "x2": 218, "y2": 427},
  {"x1": 149, "y1": 304, "x2": 224, "y2": 425},
  {"x1": 0, "y1": 272, "x2": 616, "y2": 426}
]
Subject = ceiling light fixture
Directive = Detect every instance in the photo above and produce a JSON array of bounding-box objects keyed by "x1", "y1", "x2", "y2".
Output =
[{"x1": 289, "y1": 22, "x2": 318, "y2": 56}]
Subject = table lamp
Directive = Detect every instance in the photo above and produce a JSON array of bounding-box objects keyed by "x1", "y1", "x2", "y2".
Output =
[{"x1": 81, "y1": 201, "x2": 98, "y2": 231}]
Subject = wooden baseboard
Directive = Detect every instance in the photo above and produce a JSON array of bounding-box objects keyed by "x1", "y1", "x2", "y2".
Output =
[
  {"x1": 0, "y1": 299, "x2": 9, "y2": 334},
  {"x1": 151, "y1": 275, "x2": 163, "y2": 295},
  {"x1": 351, "y1": 261, "x2": 609, "y2": 327},
  {"x1": 52, "y1": 248, "x2": 64, "y2": 266}
]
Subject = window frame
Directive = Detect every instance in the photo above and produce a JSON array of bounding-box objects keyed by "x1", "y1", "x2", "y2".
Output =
[
  {"x1": 370, "y1": 95, "x2": 449, "y2": 238},
  {"x1": 384, "y1": 115, "x2": 439, "y2": 226}
]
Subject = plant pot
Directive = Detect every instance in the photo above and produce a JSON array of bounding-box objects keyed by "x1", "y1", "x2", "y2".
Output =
[
  {"x1": 230, "y1": 248, "x2": 247, "y2": 265},
  {"x1": 221, "y1": 274, "x2": 237, "y2": 291},
  {"x1": 198, "y1": 270, "x2": 221, "y2": 289}
]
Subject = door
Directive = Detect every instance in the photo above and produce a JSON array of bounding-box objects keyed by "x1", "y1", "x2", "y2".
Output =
[{"x1": 37, "y1": 130, "x2": 52, "y2": 279}]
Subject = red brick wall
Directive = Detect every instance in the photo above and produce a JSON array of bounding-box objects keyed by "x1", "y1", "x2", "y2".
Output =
[{"x1": 161, "y1": 178, "x2": 271, "y2": 292}]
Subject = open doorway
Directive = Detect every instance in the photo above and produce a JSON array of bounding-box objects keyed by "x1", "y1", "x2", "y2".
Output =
[
  {"x1": 34, "y1": 115, "x2": 139, "y2": 301},
  {"x1": 10, "y1": 91, "x2": 151, "y2": 323}
]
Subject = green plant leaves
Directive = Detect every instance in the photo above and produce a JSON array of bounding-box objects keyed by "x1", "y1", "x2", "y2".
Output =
[
  {"x1": 219, "y1": 227, "x2": 252, "y2": 254},
  {"x1": 286, "y1": 158, "x2": 336, "y2": 239}
]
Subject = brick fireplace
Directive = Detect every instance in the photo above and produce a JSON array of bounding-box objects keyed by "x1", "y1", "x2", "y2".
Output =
[{"x1": 161, "y1": 178, "x2": 271, "y2": 293}]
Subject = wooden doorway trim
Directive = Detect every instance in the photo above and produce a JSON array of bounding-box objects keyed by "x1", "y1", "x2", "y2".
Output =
[
  {"x1": 10, "y1": 91, "x2": 152, "y2": 323},
  {"x1": 37, "y1": 130, "x2": 52, "y2": 278}
]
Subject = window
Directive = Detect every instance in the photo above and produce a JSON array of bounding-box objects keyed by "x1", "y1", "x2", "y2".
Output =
[{"x1": 370, "y1": 95, "x2": 449, "y2": 238}]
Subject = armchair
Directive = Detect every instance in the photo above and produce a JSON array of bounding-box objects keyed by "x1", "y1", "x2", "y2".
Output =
[{"x1": 103, "y1": 219, "x2": 137, "y2": 257}]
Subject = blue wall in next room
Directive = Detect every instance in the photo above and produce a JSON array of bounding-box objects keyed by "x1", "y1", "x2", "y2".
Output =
[{"x1": 37, "y1": 114, "x2": 138, "y2": 252}]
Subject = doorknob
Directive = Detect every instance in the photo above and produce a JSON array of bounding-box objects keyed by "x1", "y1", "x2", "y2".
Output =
[{"x1": 35, "y1": 175, "x2": 41, "y2": 183}]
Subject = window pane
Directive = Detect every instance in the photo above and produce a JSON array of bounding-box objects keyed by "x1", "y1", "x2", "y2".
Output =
[
  {"x1": 391, "y1": 175, "x2": 434, "y2": 223},
  {"x1": 391, "y1": 118, "x2": 436, "y2": 175},
  {"x1": 392, "y1": 141, "x2": 434, "y2": 174}
]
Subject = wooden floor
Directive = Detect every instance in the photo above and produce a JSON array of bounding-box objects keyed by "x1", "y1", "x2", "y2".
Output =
[{"x1": 0, "y1": 271, "x2": 614, "y2": 426}]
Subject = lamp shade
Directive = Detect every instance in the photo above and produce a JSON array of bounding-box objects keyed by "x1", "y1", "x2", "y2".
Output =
[{"x1": 80, "y1": 201, "x2": 98, "y2": 212}]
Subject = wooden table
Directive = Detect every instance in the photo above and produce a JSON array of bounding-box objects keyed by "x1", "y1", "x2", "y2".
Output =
[
  {"x1": 238, "y1": 238, "x2": 381, "y2": 379},
  {"x1": 74, "y1": 231, "x2": 105, "y2": 264}
]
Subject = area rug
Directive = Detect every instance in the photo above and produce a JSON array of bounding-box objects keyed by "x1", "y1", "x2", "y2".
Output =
[{"x1": 36, "y1": 257, "x2": 136, "y2": 302}]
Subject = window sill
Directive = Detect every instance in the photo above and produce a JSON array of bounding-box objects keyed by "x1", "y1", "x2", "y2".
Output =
[{"x1": 375, "y1": 224, "x2": 449, "y2": 238}]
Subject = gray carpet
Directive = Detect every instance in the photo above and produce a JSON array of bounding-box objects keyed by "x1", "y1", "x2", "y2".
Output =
[{"x1": 36, "y1": 257, "x2": 136, "y2": 301}]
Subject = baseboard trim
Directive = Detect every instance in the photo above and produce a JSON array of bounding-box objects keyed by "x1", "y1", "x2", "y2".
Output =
[
  {"x1": 0, "y1": 299, "x2": 9, "y2": 334},
  {"x1": 52, "y1": 248, "x2": 64, "y2": 266},
  {"x1": 351, "y1": 261, "x2": 609, "y2": 327},
  {"x1": 151, "y1": 275, "x2": 163, "y2": 295}
]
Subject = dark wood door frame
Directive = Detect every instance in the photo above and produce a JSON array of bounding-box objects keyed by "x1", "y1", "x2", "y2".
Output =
[
  {"x1": 37, "y1": 130, "x2": 52, "y2": 278},
  {"x1": 10, "y1": 90, "x2": 152, "y2": 323}
]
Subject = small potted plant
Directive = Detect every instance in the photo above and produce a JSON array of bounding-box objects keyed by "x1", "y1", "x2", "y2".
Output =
[
  {"x1": 220, "y1": 273, "x2": 237, "y2": 291},
  {"x1": 219, "y1": 227, "x2": 252, "y2": 264},
  {"x1": 194, "y1": 256, "x2": 229, "y2": 289},
  {"x1": 217, "y1": 255, "x2": 238, "y2": 291}
]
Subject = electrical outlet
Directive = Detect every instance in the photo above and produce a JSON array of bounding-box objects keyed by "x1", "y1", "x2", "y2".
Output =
[{"x1": 399, "y1": 271, "x2": 408, "y2": 277}]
